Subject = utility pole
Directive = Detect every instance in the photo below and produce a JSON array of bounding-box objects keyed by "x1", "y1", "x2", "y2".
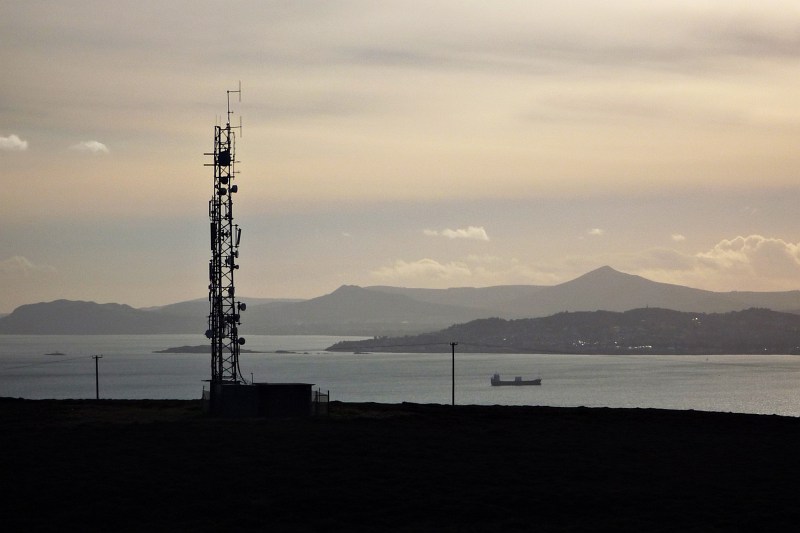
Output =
[
  {"x1": 450, "y1": 342, "x2": 458, "y2": 406},
  {"x1": 92, "y1": 355, "x2": 103, "y2": 400}
]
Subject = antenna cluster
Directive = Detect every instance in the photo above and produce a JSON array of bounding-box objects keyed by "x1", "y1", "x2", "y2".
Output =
[{"x1": 204, "y1": 83, "x2": 246, "y2": 386}]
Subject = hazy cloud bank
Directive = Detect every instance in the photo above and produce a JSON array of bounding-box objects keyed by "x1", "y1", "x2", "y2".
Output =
[
  {"x1": 4, "y1": 2, "x2": 800, "y2": 309},
  {"x1": 371, "y1": 235, "x2": 800, "y2": 293}
]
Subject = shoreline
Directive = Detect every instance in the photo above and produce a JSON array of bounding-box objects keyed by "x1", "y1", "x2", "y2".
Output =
[{"x1": 3, "y1": 398, "x2": 800, "y2": 531}]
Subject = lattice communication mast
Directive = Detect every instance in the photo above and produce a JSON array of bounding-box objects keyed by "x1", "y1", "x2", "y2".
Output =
[{"x1": 205, "y1": 84, "x2": 247, "y2": 387}]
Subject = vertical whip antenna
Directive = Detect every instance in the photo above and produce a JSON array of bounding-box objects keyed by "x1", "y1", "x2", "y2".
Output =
[{"x1": 226, "y1": 80, "x2": 242, "y2": 127}]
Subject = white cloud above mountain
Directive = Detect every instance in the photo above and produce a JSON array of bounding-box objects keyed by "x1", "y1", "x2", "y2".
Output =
[
  {"x1": 370, "y1": 235, "x2": 800, "y2": 293},
  {"x1": 697, "y1": 235, "x2": 800, "y2": 279},
  {"x1": 371, "y1": 258, "x2": 471, "y2": 282},
  {"x1": 0, "y1": 256, "x2": 57, "y2": 277},
  {"x1": 423, "y1": 226, "x2": 489, "y2": 241},
  {"x1": 0, "y1": 256, "x2": 60, "y2": 311},
  {"x1": 371, "y1": 256, "x2": 561, "y2": 287},
  {"x1": 70, "y1": 140, "x2": 109, "y2": 154},
  {"x1": 603, "y1": 235, "x2": 800, "y2": 292}
]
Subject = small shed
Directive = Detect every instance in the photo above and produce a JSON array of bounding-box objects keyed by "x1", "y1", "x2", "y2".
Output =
[
  {"x1": 206, "y1": 382, "x2": 314, "y2": 418},
  {"x1": 255, "y1": 383, "x2": 314, "y2": 418}
]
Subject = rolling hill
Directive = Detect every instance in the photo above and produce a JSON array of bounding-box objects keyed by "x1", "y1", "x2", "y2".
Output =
[
  {"x1": 0, "y1": 300, "x2": 186, "y2": 334},
  {"x1": 2, "y1": 266, "x2": 800, "y2": 335},
  {"x1": 243, "y1": 285, "x2": 483, "y2": 335}
]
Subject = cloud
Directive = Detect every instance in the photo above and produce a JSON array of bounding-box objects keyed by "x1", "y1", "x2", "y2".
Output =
[
  {"x1": 371, "y1": 258, "x2": 472, "y2": 282},
  {"x1": 70, "y1": 140, "x2": 109, "y2": 154},
  {"x1": 0, "y1": 134, "x2": 28, "y2": 151},
  {"x1": 0, "y1": 256, "x2": 57, "y2": 277},
  {"x1": 334, "y1": 3, "x2": 800, "y2": 80},
  {"x1": 423, "y1": 226, "x2": 489, "y2": 241},
  {"x1": 671, "y1": 234, "x2": 686, "y2": 242},
  {"x1": 696, "y1": 235, "x2": 800, "y2": 279},
  {"x1": 0, "y1": 256, "x2": 60, "y2": 313},
  {"x1": 594, "y1": 235, "x2": 800, "y2": 292},
  {"x1": 369, "y1": 235, "x2": 800, "y2": 293},
  {"x1": 588, "y1": 228, "x2": 605, "y2": 236},
  {"x1": 370, "y1": 256, "x2": 561, "y2": 287}
]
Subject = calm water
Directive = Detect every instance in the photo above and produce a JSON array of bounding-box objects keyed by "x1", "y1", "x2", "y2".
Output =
[{"x1": 2, "y1": 334, "x2": 800, "y2": 416}]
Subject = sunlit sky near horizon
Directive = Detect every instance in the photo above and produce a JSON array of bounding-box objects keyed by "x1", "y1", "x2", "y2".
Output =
[{"x1": 3, "y1": 1, "x2": 800, "y2": 314}]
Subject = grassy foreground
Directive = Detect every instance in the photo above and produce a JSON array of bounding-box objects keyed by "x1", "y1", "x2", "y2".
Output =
[{"x1": 2, "y1": 398, "x2": 800, "y2": 531}]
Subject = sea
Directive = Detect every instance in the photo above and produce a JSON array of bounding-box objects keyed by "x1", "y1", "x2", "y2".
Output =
[{"x1": 2, "y1": 334, "x2": 800, "y2": 416}]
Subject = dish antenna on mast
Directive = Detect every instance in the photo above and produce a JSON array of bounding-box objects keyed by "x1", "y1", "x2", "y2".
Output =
[{"x1": 204, "y1": 83, "x2": 247, "y2": 397}]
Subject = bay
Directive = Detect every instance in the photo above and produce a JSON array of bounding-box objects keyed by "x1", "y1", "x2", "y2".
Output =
[{"x1": 2, "y1": 334, "x2": 800, "y2": 417}]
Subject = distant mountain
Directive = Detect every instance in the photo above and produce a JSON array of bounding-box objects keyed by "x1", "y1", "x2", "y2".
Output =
[
  {"x1": 499, "y1": 266, "x2": 754, "y2": 317},
  {"x1": 365, "y1": 285, "x2": 546, "y2": 311},
  {"x1": 144, "y1": 297, "x2": 302, "y2": 316},
  {"x1": 327, "y1": 307, "x2": 800, "y2": 355},
  {"x1": 371, "y1": 267, "x2": 800, "y2": 318},
  {"x1": 243, "y1": 285, "x2": 484, "y2": 335},
  {"x1": 144, "y1": 297, "x2": 304, "y2": 332},
  {"x1": 0, "y1": 300, "x2": 188, "y2": 334},
  {"x1": 3, "y1": 267, "x2": 800, "y2": 335},
  {"x1": 0, "y1": 297, "x2": 307, "y2": 335}
]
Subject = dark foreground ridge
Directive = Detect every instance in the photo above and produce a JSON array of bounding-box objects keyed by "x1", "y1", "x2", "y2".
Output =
[{"x1": 2, "y1": 398, "x2": 800, "y2": 531}]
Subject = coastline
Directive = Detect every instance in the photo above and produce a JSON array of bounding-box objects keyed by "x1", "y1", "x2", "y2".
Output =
[{"x1": 2, "y1": 398, "x2": 800, "y2": 531}]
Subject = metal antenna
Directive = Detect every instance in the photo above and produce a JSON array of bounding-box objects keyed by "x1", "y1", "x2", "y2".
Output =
[
  {"x1": 204, "y1": 83, "x2": 247, "y2": 399},
  {"x1": 226, "y1": 80, "x2": 242, "y2": 126}
]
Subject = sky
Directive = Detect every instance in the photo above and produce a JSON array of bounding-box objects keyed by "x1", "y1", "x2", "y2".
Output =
[{"x1": 3, "y1": 1, "x2": 800, "y2": 313}]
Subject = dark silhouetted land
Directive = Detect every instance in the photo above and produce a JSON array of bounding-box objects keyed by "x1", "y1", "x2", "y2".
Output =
[
  {"x1": 329, "y1": 307, "x2": 800, "y2": 354},
  {"x1": 2, "y1": 398, "x2": 800, "y2": 531}
]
